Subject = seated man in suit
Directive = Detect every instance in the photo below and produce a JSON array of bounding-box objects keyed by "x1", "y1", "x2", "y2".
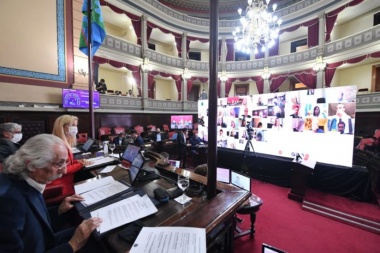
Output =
[
  {"x1": 0, "y1": 134, "x2": 102, "y2": 253},
  {"x1": 113, "y1": 132, "x2": 126, "y2": 146},
  {"x1": 152, "y1": 128, "x2": 167, "y2": 153},
  {"x1": 0, "y1": 122, "x2": 23, "y2": 164},
  {"x1": 129, "y1": 129, "x2": 145, "y2": 146}
]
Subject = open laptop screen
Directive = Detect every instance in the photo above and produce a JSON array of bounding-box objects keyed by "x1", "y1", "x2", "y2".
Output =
[
  {"x1": 132, "y1": 152, "x2": 144, "y2": 168},
  {"x1": 121, "y1": 144, "x2": 141, "y2": 163},
  {"x1": 81, "y1": 138, "x2": 95, "y2": 152},
  {"x1": 217, "y1": 167, "x2": 230, "y2": 183},
  {"x1": 231, "y1": 171, "x2": 251, "y2": 192}
]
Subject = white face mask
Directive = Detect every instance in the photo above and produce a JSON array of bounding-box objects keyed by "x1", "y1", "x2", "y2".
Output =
[
  {"x1": 11, "y1": 133, "x2": 23, "y2": 143},
  {"x1": 68, "y1": 126, "x2": 78, "y2": 136}
]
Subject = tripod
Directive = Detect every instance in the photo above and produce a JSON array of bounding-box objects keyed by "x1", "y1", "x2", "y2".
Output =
[{"x1": 240, "y1": 136, "x2": 257, "y2": 175}]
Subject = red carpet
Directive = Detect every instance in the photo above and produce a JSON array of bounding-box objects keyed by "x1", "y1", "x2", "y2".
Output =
[
  {"x1": 303, "y1": 188, "x2": 380, "y2": 234},
  {"x1": 234, "y1": 179, "x2": 380, "y2": 253}
]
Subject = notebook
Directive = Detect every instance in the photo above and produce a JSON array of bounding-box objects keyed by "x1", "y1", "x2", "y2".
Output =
[{"x1": 231, "y1": 170, "x2": 251, "y2": 192}]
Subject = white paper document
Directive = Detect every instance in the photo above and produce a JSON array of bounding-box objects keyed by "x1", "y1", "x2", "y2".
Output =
[
  {"x1": 130, "y1": 227, "x2": 206, "y2": 253},
  {"x1": 90, "y1": 194, "x2": 158, "y2": 234},
  {"x1": 85, "y1": 156, "x2": 115, "y2": 168},
  {"x1": 79, "y1": 181, "x2": 129, "y2": 206},
  {"x1": 72, "y1": 147, "x2": 81, "y2": 154},
  {"x1": 74, "y1": 176, "x2": 115, "y2": 194},
  {"x1": 100, "y1": 165, "x2": 117, "y2": 173}
]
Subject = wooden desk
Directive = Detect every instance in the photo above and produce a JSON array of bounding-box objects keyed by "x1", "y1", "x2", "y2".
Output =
[{"x1": 87, "y1": 151, "x2": 251, "y2": 253}]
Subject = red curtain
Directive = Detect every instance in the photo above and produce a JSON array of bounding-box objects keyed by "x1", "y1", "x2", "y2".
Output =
[
  {"x1": 294, "y1": 70, "x2": 317, "y2": 89},
  {"x1": 270, "y1": 74, "x2": 289, "y2": 92},
  {"x1": 250, "y1": 76, "x2": 264, "y2": 94},
  {"x1": 325, "y1": 0, "x2": 363, "y2": 42},
  {"x1": 226, "y1": 39, "x2": 235, "y2": 62},
  {"x1": 186, "y1": 36, "x2": 209, "y2": 59},
  {"x1": 187, "y1": 79, "x2": 193, "y2": 99},
  {"x1": 99, "y1": 0, "x2": 141, "y2": 45},
  {"x1": 148, "y1": 73, "x2": 155, "y2": 98},
  {"x1": 280, "y1": 18, "x2": 319, "y2": 48}
]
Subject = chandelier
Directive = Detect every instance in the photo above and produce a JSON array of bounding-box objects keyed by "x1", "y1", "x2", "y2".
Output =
[{"x1": 232, "y1": 0, "x2": 282, "y2": 54}]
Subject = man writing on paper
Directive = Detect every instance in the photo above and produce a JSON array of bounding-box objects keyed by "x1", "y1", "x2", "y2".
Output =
[{"x1": 0, "y1": 134, "x2": 102, "y2": 253}]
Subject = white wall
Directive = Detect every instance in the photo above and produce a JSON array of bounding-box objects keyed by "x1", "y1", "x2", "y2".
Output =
[{"x1": 155, "y1": 79, "x2": 177, "y2": 100}]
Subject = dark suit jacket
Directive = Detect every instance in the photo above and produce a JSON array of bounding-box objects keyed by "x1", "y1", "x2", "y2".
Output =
[
  {"x1": 134, "y1": 136, "x2": 145, "y2": 146},
  {"x1": 0, "y1": 138, "x2": 20, "y2": 163},
  {"x1": 176, "y1": 132, "x2": 186, "y2": 150},
  {"x1": 0, "y1": 174, "x2": 74, "y2": 253},
  {"x1": 152, "y1": 132, "x2": 167, "y2": 142}
]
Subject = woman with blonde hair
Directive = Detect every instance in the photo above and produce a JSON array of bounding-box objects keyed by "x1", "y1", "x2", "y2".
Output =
[{"x1": 47, "y1": 115, "x2": 92, "y2": 203}]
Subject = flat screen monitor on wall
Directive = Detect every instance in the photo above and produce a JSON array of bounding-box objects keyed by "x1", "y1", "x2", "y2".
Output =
[
  {"x1": 62, "y1": 89, "x2": 100, "y2": 109},
  {"x1": 197, "y1": 85, "x2": 357, "y2": 168},
  {"x1": 170, "y1": 115, "x2": 193, "y2": 129}
]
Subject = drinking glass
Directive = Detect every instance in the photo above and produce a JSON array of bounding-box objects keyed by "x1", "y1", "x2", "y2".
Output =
[
  {"x1": 109, "y1": 143, "x2": 116, "y2": 154},
  {"x1": 177, "y1": 174, "x2": 190, "y2": 202}
]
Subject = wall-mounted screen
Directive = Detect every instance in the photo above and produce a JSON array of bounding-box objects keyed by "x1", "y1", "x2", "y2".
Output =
[
  {"x1": 170, "y1": 115, "x2": 193, "y2": 129},
  {"x1": 198, "y1": 86, "x2": 357, "y2": 167},
  {"x1": 62, "y1": 89, "x2": 100, "y2": 109}
]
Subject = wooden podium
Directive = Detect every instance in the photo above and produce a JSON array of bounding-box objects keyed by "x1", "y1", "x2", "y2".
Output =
[{"x1": 288, "y1": 158, "x2": 316, "y2": 202}]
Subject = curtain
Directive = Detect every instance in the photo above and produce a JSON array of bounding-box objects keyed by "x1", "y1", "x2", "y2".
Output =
[
  {"x1": 99, "y1": 0, "x2": 141, "y2": 45},
  {"x1": 187, "y1": 79, "x2": 193, "y2": 99},
  {"x1": 92, "y1": 62, "x2": 99, "y2": 85},
  {"x1": 131, "y1": 71, "x2": 141, "y2": 96},
  {"x1": 226, "y1": 39, "x2": 235, "y2": 62},
  {"x1": 225, "y1": 78, "x2": 237, "y2": 96},
  {"x1": 175, "y1": 35, "x2": 182, "y2": 58},
  {"x1": 270, "y1": 74, "x2": 289, "y2": 92},
  {"x1": 306, "y1": 19, "x2": 319, "y2": 48},
  {"x1": 148, "y1": 73, "x2": 155, "y2": 98},
  {"x1": 325, "y1": 0, "x2": 363, "y2": 42},
  {"x1": 186, "y1": 36, "x2": 209, "y2": 59},
  {"x1": 294, "y1": 70, "x2": 317, "y2": 89}
]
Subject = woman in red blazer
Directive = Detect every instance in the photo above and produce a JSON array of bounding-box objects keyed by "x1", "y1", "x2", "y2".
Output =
[{"x1": 47, "y1": 115, "x2": 92, "y2": 201}]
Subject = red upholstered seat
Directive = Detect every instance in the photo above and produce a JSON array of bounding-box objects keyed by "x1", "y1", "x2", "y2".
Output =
[
  {"x1": 163, "y1": 124, "x2": 170, "y2": 132},
  {"x1": 98, "y1": 126, "x2": 112, "y2": 141},
  {"x1": 76, "y1": 132, "x2": 88, "y2": 144},
  {"x1": 113, "y1": 126, "x2": 125, "y2": 135}
]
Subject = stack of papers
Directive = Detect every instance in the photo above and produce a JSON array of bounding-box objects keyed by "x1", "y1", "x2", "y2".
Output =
[
  {"x1": 130, "y1": 227, "x2": 206, "y2": 253},
  {"x1": 91, "y1": 194, "x2": 158, "y2": 234}
]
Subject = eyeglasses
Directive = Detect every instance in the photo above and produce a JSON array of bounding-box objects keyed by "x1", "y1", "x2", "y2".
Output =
[{"x1": 52, "y1": 160, "x2": 70, "y2": 170}]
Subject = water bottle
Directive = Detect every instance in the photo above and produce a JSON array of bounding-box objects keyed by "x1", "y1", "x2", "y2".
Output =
[{"x1": 103, "y1": 141, "x2": 109, "y2": 157}]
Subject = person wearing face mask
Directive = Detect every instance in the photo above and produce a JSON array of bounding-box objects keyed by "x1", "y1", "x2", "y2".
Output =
[
  {"x1": 0, "y1": 122, "x2": 23, "y2": 164},
  {"x1": 49, "y1": 115, "x2": 93, "y2": 202}
]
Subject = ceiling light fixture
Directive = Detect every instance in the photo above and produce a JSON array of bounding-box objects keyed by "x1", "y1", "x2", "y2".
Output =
[{"x1": 232, "y1": 0, "x2": 282, "y2": 55}]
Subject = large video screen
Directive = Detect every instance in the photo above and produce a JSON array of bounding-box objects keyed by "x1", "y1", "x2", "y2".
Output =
[
  {"x1": 62, "y1": 89, "x2": 100, "y2": 109},
  {"x1": 197, "y1": 86, "x2": 357, "y2": 167},
  {"x1": 170, "y1": 115, "x2": 193, "y2": 129}
]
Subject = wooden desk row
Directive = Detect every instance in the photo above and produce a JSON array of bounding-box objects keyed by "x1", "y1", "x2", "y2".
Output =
[{"x1": 81, "y1": 151, "x2": 251, "y2": 253}]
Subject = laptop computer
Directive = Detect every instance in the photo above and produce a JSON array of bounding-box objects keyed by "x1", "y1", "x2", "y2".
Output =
[
  {"x1": 231, "y1": 170, "x2": 251, "y2": 192},
  {"x1": 121, "y1": 144, "x2": 142, "y2": 164},
  {"x1": 74, "y1": 138, "x2": 96, "y2": 154},
  {"x1": 262, "y1": 243, "x2": 287, "y2": 253},
  {"x1": 217, "y1": 167, "x2": 230, "y2": 183}
]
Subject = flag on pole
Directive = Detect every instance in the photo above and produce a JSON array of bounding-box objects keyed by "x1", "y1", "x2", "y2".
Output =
[{"x1": 79, "y1": 0, "x2": 106, "y2": 56}]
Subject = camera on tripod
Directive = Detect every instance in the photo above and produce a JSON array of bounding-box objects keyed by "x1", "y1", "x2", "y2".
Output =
[{"x1": 246, "y1": 120, "x2": 254, "y2": 140}]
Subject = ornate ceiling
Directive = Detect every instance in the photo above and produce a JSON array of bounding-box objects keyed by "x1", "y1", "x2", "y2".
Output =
[{"x1": 158, "y1": 0, "x2": 302, "y2": 19}]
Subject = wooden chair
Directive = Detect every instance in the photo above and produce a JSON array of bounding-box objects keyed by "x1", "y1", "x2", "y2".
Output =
[
  {"x1": 113, "y1": 126, "x2": 125, "y2": 135},
  {"x1": 98, "y1": 126, "x2": 112, "y2": 141}
]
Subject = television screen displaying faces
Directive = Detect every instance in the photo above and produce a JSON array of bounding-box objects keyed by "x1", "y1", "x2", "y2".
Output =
[
  {"x1": 170, "y1": 115, "x2": 193, "y2": 129},
  {"x1": 62, "y1": 89, "x2": 100, "y2": 109},
  {"x1": 121, "y1": 144, "x2": 141, "y2": 163},
  {"x1": 231, "y1": 171, "x2": 251, "y2": 192},
  {"x1": 198, "y1": 85, "x2": 357, "y2": 167},
  {"x1": 217, "y1": 167, "x2": 230, "y2": 183}
]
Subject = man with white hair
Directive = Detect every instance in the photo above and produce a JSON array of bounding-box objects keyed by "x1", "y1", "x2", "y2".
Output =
[
  {"x1": 0, "y1": 122, "x2": 23, "y2": 163},
  {"x1": 0, "y1": 134, "x2": 102, "y2": 253}
]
